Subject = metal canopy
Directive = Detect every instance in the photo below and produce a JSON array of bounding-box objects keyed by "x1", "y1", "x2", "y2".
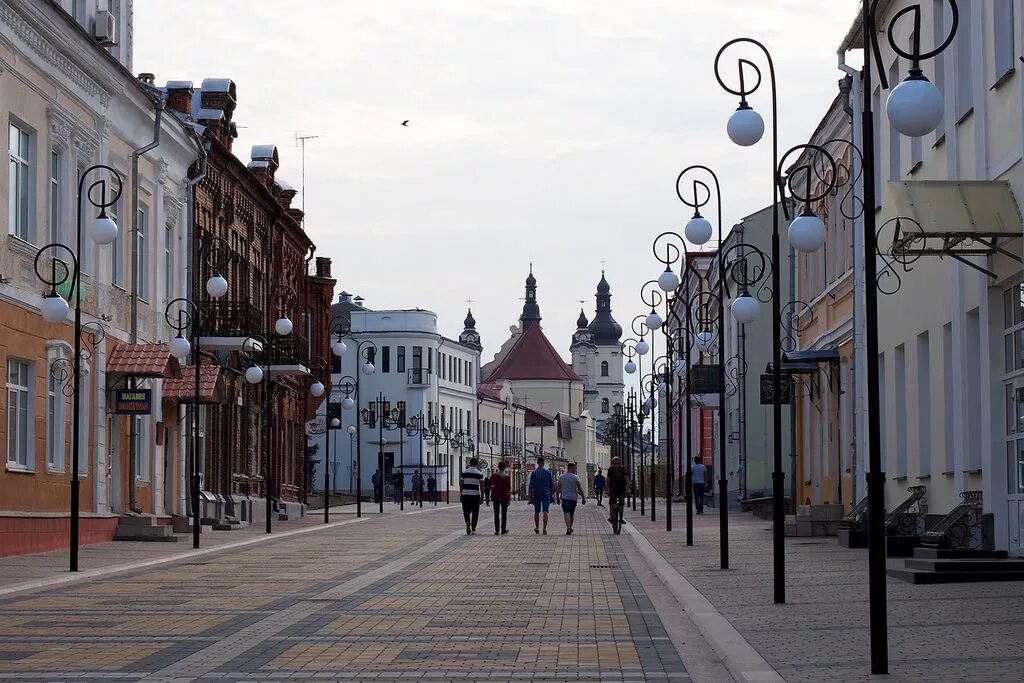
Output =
[
  {"x1": 782, "y1": 350, "x2": 840, "y2": 365},
  {"x1": 882, "y1": 180, "x2": 1023, "y2": 279}
]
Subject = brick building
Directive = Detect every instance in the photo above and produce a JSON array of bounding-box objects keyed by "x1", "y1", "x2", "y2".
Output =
[{"x1": 162, "y1": 78, "x2": 335, "y2": 524}]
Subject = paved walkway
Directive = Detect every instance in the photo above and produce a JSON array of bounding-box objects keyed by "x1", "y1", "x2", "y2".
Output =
[
  {"x1": 0, "y1": 503, "x2": 731, "y2": 682},
  {"x1": 626, "y1": 501, "x2": 1024, "y2": 683}
]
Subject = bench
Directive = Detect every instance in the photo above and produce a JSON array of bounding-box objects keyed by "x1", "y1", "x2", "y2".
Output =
[
  {"x1": 920, "y1": 490, "x2": 984, "y2": 550},
  {"x1": 884, "y1": 485, "x2": 927, "y2": 536}
]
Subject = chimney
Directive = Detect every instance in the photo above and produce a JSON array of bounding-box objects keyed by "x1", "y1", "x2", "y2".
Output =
[
  {"x1": 316, "y1": 257, "x2": 332, "y2": 278},
  {"x1": 247, "y1": 144, "x2": 279, "y2": 188},
  {"x1": 138, "y1": 72, "x2": 155, "y2": 85},
  {"x1": 338, "y1": 291, "x2": 352, "y2": 304},
  {"x1": 198, "y1": 78, "x2": 237, "y2": 149},
  {"x1": 165, "y1": 80, "x2": 194, "y2": 117}
]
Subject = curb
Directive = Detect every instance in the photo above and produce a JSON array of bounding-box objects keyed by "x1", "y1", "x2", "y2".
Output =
[
  {"x1": 0, "y1": 503, "x2": 451, "y2": 600},
  {"x1": 622, "y1": 521, "x2": 785, "y2": 683}
]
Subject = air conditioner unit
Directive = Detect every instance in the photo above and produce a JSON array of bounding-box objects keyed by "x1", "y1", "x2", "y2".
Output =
[{"x1": 93, "y1": 9, "x2": 116, "y2": 47}]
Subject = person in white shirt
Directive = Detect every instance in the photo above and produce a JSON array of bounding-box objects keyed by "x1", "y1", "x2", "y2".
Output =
[{"x1": 554, "y1": 463, "x2": 586, "y2": 535}]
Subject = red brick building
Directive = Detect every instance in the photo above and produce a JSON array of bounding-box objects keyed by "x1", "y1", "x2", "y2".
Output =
[{"x1": 163, "y1": 78, "x2": 335, "y2": 523}]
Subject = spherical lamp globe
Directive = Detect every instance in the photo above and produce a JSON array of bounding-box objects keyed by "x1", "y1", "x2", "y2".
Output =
[
  {"x1": 646, "y1": 311, "x2": 663, "y2": 331},
  {"x1": 788, "y1": 210, "x2": 827, "y2": 253},
  {"x1": 625, "y1": 359, "x2": 637, "y2": 374},
  {"x1": 275, "y1": 316, "x2": 293, "y2": 336},
  {"x1": 727, "y1": 105, "x2": 764, "y2": 147},
  {"x1": 169, "y1": 335, "x2": 191, "y2": 360},
  {"x1": 685, "y1": 214, "x2": 714, "y2": 245},
  {"x1": 245, "y1": 365, "x2": 264, "y2": 384},
  {"x1": 330, "y1": 418, "x2": 341, "y2": 428},
  {"x1": 309, "y1": 381, "x2": 325, "y2": 397},
  {"x1": 635, "y1": 338, "x2": 650, "y2": 356},
  {"x1": 347, "y1": 425, "x2": 356, "y2": 435},
  {"x1": 886, "y1": 73, "x2": 944, "y2": 138},
  {"x1": 361, "y1": 362, "x2": 374, "y2": 376},
  {"x1": 205, "y1": 274, "x2": 228, "y2": 298},
  {"x1": 331, "y1": 339, "x2": 347, "y2": 357},
  {"x1": 657, "y1": 267, "x2": 680, "y2": 292},
  {"x1": 342, "y1": 396, "x2": 355, "y2": 410},
  {"x1": 40, "y1": 293, "x2": 69, "y2": 324},
  {"x1": 91, "y1": 215, "x2": 118, "y2": 245},
  {"x1": 731, "y1": 294, "x2": 760, "y2": 324}
]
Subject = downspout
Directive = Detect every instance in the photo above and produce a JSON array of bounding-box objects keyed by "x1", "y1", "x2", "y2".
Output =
[
  {"x1": 839, "y1": 51, "x2": 865, "y2": 506},
  {"x1": 736, "y1": 223, "x2": 749, "y2": 499},
  {"x1": 127, "y1": 87, "x2": 165, "y2": 514}
]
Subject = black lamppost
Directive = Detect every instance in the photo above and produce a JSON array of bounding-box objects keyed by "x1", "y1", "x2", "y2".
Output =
[
  {"x1": 360, "y1": 393, "x2": 396, "y2": 513},
  {"x1": 405, "y1": 412, "x2": 430, "y2": 507},
  {"x1": 638, "y1": 284, "x2": 664, "y2": 524},
  {"x1": 165, "y1": 236, "x2": 232, "y2": 548},
  {"x1": 303, "y1": 356, "x2": 335, "y2": 523},
  {"x1": 327, "y1": 320, "x2": 376, "y2": 517},
  {"x1": 621, "y1": 339, "x2": 640, "y2": 510},
  {"x1": 36, "y1": 164, "x2": 121, "y2": 572},
  {"x1": 382, "y1": 401, "x2": 408, "y2": 510}
]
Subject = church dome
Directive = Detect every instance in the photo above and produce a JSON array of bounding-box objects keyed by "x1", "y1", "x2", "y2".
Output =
[
  {"x1": 464, "y1": 309, "x2": 477, "y2": 329},
  {"x1": 588, "y1": 271, "x2": 622, "y2": 344},
  {"x1": 576, "y1": 309, "x2": 589, "y2": 329}
]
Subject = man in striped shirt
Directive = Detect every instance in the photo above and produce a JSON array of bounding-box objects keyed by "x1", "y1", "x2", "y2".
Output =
[{"x1": 460, "y1": 458, "x2": 484, "y2": 535}]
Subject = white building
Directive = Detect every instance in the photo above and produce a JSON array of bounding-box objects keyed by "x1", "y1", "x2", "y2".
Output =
[
  {"x1": 571, "y1": 272, "x2": 625, "y2": 426},
  {"x1": 311, "y1": 293, "x2": 481, "y2": 498}
]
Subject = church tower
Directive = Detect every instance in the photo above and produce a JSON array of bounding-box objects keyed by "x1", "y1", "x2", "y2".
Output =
[
  {"x1": 520, "y1": 265, "x2": 542, "y2": 328},
  {"x1": 585, "y1": 271, "x2": 624, "y2": 423},
  {"x1": 570, "y1": 308, "x2": 597, "y2": 407},
  {"x1": 459, "y1": 309, "x2": 482, "y2": 351}
]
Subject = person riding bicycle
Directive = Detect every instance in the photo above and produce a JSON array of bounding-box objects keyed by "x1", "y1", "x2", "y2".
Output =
[{"x1": 606, "y1": 456, "x2": 629, "y2": 525}]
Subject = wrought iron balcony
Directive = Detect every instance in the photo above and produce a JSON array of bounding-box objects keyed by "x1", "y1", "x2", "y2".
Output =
[
  {"x1": 407, "y1": 368, "x2": 432, "y2": 387},
  {"x1": 268, "y1": 334, "x2": 311, "y2": 366},
  {"x1": 201, "y1": 300, "x2": 263, "y2": 338}
]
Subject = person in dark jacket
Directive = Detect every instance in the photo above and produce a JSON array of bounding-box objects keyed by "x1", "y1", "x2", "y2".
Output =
[
  {"x1": 482, "y1": 475, "x2": 492, "y2": 506},
  {"x1": 490, "y1": 462, "x2": 512, "y2": 534}
]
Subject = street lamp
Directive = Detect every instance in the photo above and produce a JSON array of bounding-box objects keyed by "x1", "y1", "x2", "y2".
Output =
[
  {"x1": 33, "y1": 164, "x2": 121, "y2": 572},
  {"x1": 165, "y1": 236, "x2": 231, "y2": 550},
  {"x1": 329, "y1": 317, "x2": 374, "y2": 518}
]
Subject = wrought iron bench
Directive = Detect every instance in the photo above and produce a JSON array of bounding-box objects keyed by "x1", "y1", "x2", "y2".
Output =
[
  {"x1": 884, "y1": 485, "x2": 927, "y2": 536},
  {"x1": 838, "y1": 495, "x2": 869, "y2": 530},
  {"x1": 920, "y1": 490, "x2": 984, "y2": 550}
]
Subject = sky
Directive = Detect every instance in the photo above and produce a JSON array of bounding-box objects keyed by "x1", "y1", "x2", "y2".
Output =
[{"x1": 135, "y1": 0, "x2": 856, "y2": 364}]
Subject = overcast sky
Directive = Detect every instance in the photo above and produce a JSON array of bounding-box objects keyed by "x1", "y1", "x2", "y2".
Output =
[{"x1": 136, "y1": 0, "x2": 856, "y2": 364}]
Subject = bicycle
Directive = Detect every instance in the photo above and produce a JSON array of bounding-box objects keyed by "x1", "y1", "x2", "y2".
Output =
[{"x1": 609, "y1": 493, "x2": 625, "y2": 535}]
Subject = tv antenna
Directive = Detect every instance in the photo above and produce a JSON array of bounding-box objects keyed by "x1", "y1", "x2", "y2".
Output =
[{"x1": 292, "y1": 131, "x2": 319, "y2": 219}]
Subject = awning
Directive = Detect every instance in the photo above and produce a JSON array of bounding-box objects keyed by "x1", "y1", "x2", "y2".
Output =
[
  {"x1": 523, "y1": 406, "x2": 556, "y2": 427},
  {"x1": 106, "y1": 343, "x2": 181, "y2": 378},
  {"x1": 162, "y1": 365, "x2": 223, "y2": 404},
  {"x1": 782, "y1": 350, "x2": 840, "y2": 365}
]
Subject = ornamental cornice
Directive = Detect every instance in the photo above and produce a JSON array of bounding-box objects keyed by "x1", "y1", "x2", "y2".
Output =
[
  {"x1": 163, "y1": 193, "x2": 183, "y2": 227},
  {"x1": 72, "y1": 129, "x2": 98, "y2": 163},
  {"x1": 0, "y1": 1, "x2": 112, "y2": 109},
  {"x1": 47, "y1": 105, "x2": 74, "y2": 153}
]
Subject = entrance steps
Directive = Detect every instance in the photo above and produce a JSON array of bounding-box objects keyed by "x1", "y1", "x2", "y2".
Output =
[
  {"x1": 888, "y1": 548, "x2": 1024, "y2": 584},
  {"x1": 113, "y1": 514, "x2": 177, "y2": 542}
]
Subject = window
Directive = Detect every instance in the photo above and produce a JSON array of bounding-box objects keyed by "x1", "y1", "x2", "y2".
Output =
[
  {"x1": 381, "y1": 346, "x2": 390, "y2": 373},
  {"x1": 458, "y1": 358, "x2": 463, "y2": 384},
  {"x1": 397, "y1": 346, "x2": 406, "y2": 373},
  {"x1": 6, "y1": 359, "x2": 32, "y2": 468},
  {"x1": 955, "y1": 1, "x2": 973, "y2": 121},
  {"x1": 111, "y1": 198, "x2": 123, "y2": 286},
  {"x1": 49, "y1": 151, "x2": 63, "y2": 244},
  {"x1": 71, "y1": 0, "x2": 86, "y2": 24},
  {"x1": 413, "y1": 346, "x2": 422, "y2": 370},
  {"x1": 46, "y1": 350, "x2": 67, "y2": 471},
  {"x1": 601, "y1": 361, "x2": 609, "y2": 377},
  {"x1": 137, "y1": 207, "x2": 148, "y2": 300},
  {"x1": 895, "y1": 344, "x2": 907, "y2": 477},
  {"x1": 601, "y1": 398, "x2": 609, "y2": 414},
  {"x1": 165, "y1": 224, "x2": 174, "y2": 301},
  {"x1": 917, "y1": 332, "x2": 931, "y2": 477},
  {"x1": 9, "y1": 122, "x2": 31, "y2": 241},
  {"x1": 428, "y1": 348, "x2": 433, "y2": 373},
  {"x1": 932, "y1": 0, "x2": 948, "y2": 143},
  {"x1": 133, "y1": 415, "x2": 150, "y2": 482},
  {"x1": 993, "y1": 0, "x2": 1014, "y2": 86}
]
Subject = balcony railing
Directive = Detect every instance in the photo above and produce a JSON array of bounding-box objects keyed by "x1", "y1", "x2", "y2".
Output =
[
  {"x1": 269, "y1": 334, "x2": 311, "y2": 366},
  {"x1": 501, "y1": 443, "x2": 523, "y2": 457},
  {"x1": 201, "y1": 300, "x2": 263, "y2": 338},
  {"x1": 407, "y1": 368, "x2": 432, "y2": 387}
]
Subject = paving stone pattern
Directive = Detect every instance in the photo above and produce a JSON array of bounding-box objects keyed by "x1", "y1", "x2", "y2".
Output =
[
  {"x1": 0, "y1": 505, "x2": 691, "y2": 681},
  {"x1": 629, "y1": 503, "x2": 1024, "y2": 683}
]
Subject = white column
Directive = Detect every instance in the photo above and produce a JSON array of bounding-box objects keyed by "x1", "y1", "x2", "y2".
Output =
[{"x1": 950, "y1": 262, "x2": 967, "y2": 495}]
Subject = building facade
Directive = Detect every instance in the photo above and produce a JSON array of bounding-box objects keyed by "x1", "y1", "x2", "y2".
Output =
[{"x1": 1, "y1": 0, "x2": 198, "y2": 555}]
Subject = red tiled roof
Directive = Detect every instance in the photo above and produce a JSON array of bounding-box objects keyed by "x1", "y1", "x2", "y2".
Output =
[
  {"x1": 163, "y1": 365, "x2": 222, "y2": 403},
  {"x1": 106, "y1": 343, "x2": 181, "y2": 378},
  {"x1": 483, "y1": 324, "x2": 582, "y2": 383}
]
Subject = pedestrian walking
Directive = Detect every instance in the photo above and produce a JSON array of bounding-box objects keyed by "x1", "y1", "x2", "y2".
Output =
[
  {"x1": 412, "y1": 470, "x2": 423, "y2": 505},
  {"x1": 427, "y1": 474, "x2": 436, "y2": 502},
  {"x1": 482, "y1": 474, "x2": 492, "y2": 506},
  {"x1": 460, "y1": 457, "x2": 484, "y2": 534},
  {"x1": 606, "y1": 456, "x2": 629, "y2": 526},
  {"x1": 527, "y1": 456, "x2": 554, "y2": 535},
  {"x1": 392, "y1": 472, "x2": 403, "y2": 505},
  {"x1": 490, "y1": 461, "x2": 512, "y2": 534},
  {"x1": 691, "y1": 456, "x2": 708, "y2": 514},
  {"x1": 593, "y1": 468, "x2": 606, "y2": 508},
  {"x1": 554, "y1": 463, "x2": 586, "y2": 535},
  {"x1": 371, "y1": 469, "x2": 382, "y2": 505}
]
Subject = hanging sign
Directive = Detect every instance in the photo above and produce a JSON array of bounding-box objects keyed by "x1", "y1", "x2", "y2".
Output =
[
  {"x1": 305, "y1": 417, "x2": 326, "y2": 436},
  {"x1": 114, "y1": 389, "x2": 152, "y2": 415},
  {"x1": 759, "y1": 375, "x2": 791, "y2": 405}
]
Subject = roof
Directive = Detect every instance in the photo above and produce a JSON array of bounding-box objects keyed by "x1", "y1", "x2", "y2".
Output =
[
  {"x1": 106, "y1": 344, "x2": 181, "y2": 378},
  {"x1": 482, "y1": 323, "x2": 582, "y2": 383},
  {"x1": 163, "y1": 365, "x2": 223, "y2": 403}
]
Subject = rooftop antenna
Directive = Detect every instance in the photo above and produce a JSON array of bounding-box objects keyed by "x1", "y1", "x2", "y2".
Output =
[{"x1": 292, "y1": 131, "x2": 320, "y2": 220}]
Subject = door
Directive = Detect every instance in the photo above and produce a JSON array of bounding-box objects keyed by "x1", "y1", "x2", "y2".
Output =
[
  {"x1": 109, "y1": 416, "x2": 122, "y2": 513},
  {"x1": 163, "y1": 428, "x2": 174, "y2": 514},
  {"x1": 1004, "y1": 381, "x2": 1024, "y2": 556}
]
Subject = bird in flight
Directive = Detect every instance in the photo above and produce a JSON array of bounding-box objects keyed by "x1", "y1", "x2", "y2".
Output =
[{"x1": 401, "y1": 120, "x2": 409, "y2": 126}]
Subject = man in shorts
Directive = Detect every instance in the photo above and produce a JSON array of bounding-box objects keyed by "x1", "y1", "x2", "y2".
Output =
[
  {"x1": 527, "y1": 455, "x2": 554, "y2": 535},
  {"x1": 554, "y1": 463, "x2": 586, "y2": 535}
]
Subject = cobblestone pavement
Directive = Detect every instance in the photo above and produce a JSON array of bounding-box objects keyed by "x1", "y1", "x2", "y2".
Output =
[
  {"x1": 0, "y1": 503, "x2": 721, "y2": 682},
  {"x1": 627, "y1": 502, "x2": 1024, "y2": 683}
]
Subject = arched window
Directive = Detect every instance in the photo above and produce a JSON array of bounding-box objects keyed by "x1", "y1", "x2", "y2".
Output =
[
  {"x1": 601, "y1": 361, "x2": 609, "y2": 377},
  {"x1": 601, "y1": 398, "x2": 610, "y2": 413}
]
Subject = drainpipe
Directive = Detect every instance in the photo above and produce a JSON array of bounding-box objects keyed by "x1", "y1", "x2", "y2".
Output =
[
  {"x1": 127, "y1": 85, "x2": 166, "y2": 514},
  {"x1": 839, "y1": 51, "x2": 865, "y2": 505},
  {"x1": 735, "y1": 223, "x2": 749, "y2": 499}
]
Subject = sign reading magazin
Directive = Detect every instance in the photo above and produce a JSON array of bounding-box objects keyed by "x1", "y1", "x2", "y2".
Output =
[{"x1": 114, "y1": 389, "x2": 152, "y2": 415}]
